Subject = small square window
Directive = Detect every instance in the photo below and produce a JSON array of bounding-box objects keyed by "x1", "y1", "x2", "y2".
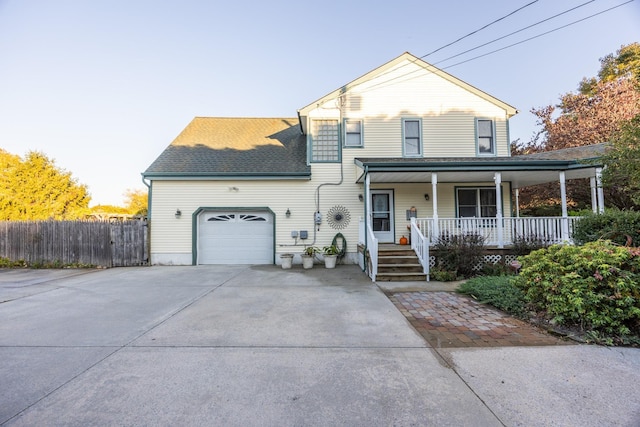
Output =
[{"x1": 344, "y1": 119, "x2": 363, "y2": 147}]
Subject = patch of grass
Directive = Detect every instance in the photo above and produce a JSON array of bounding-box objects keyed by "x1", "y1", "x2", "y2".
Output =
[
  {"x1": 0, "y1": 257, "x2": 95, "y2": 269},
  {"x1": 457, "y1": 275, "x2": 527, "y2": 318}
]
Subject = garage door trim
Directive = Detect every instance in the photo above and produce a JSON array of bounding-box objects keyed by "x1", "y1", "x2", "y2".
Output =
[{"x1": 192, "y1": 206, "x2": 276, "y2": 265}]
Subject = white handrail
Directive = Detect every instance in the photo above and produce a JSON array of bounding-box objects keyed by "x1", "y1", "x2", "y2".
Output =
[
  {"x1": 410, "y1": 218, "x2": 430, "y2": 281},
  {"x1": 366, "y1": 220, "x2": 378, "y2": 281}
]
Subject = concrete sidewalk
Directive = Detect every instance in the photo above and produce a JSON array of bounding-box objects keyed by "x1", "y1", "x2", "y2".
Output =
[{"x1": 0, "y1": 266, "x2": 638, "y2": 426}]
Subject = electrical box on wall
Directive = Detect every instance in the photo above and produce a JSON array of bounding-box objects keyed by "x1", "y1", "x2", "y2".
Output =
[
  {"x1": 314, "y1": 212, "x2": 322, "y2": 224},
  {"x1": 299, "y1": 230, "x2": 308, "y2": 239},
  {"x1": 291, "y1": 230, "x2": 298, "y2": 238}
]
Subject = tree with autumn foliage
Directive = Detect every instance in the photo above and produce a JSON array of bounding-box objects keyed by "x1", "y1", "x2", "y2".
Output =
[
  {"x1": 514, "y1": 43, "x2": 640, "y2": 214},
  {"x1": 0, "y1": 150, "x2": 91, "y2": 220}
]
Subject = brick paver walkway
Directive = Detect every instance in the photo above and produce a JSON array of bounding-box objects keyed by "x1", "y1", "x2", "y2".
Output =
[{"x1": 389, "y1": 291, "x2": 573, "y2": 348}]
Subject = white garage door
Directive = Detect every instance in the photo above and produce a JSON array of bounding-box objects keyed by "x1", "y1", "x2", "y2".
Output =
[{"x1": 198, "y1": 211, "x2": 274, "y2": 264}]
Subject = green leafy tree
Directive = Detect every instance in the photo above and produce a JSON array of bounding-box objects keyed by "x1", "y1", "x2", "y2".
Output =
[
  {"x1": 0, "y1": 150, "x2": 91, "y2": 220},
  {"x1": 124, "y1": 188, "x2": 148, "y2": 217},
  {"x1": 602, "y1": 115, "x2": 640, "y2": 207},
  {"x1": 514, "y1": 43, "x2": 640, "y2": 213},
  {"x1": 579, "y1": 42, "x2": 640, "y2": 95}
]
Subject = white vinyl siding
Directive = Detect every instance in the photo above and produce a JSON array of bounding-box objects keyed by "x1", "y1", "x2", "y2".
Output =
[
  {"x1": 148, "y1": 174, "x2": 364, "y2": 265},
  {"x1": 305, "y1": 58, "x2": 512, "y2": 159}
]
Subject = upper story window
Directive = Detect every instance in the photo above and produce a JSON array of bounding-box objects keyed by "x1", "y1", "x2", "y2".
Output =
[
  {"x1": 477, "y1": 119, "x2": 495, "y2": 155},
  {"x1": 402, "y1": 118, "x2": 422, "y2": 157},
  {"x1": 344, "y1": 119, "x2": 363, "y2": 147},
  {"x1": 457, "y1": 188, "x2": 497, "y2": 218},
  {"x1": 310, "y1": 119, "x2": 340, "y2": 162}
]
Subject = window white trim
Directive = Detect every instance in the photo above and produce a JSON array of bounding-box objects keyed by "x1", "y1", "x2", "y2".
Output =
[
  {"x1": 343, "y1": 118, "x2": 363, "y2": 148},
  {"x1": 402, "y1": 118, "x2": 422, "y2": 157},
  {"x1": 476, "y1": 118, "x2": 496, "y2": 156}
]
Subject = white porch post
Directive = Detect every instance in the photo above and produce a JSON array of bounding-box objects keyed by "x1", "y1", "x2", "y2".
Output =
[
  {"x1": 515, "y1": 188, "x2": 520, "y2": 218},
  {"x1": 494, "y1": 172, "x2": 504, "y2": 248},
  {"x1": 559, "y1": 171, "x2": 569, "y2": 242},
  {"x1": 590, "y1": 176, "x2": 598, "y2": 213},
  {"x1": 431, "y1": 172, "x2": 438, "y2": 242},
  {"x1": 365, "y1": 173, "x2": 371, "y2": 229},
  {"x1": 596, "y1": 167, "x2": 605, "y2": 214}
]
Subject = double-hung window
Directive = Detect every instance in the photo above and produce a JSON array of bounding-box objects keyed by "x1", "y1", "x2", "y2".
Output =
[
  {"x1": 457, "y1": 188, "x2": 497, "y2": 218},
  {"x1": 402, "y1": 118, "x2": 422, "y2": 156},
  {"x1": 310, "y1": 119, "x2": 340, "y2": 162},
  {"x1": 344, "y1": 119, "x2": 363, "y2": 147},
  {"x1": 477, "y1": 119, "x2": 495, "y2": 155}
]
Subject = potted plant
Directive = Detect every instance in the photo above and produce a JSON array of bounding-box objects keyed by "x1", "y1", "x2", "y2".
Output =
[
  {"x1": 301, "y1": 246, "x2": 319, "y2": 269},
  {"x1": 280, "y1": 253, "x2": 294, "y2": 269},
  {"x1": 322, "y1": 245, "x2": 339, "y2": 269}
]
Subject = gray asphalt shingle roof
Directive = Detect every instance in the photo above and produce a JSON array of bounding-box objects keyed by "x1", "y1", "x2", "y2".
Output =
[{"x1": 143, "y1": 117, "x2": 310, "y2": 178}]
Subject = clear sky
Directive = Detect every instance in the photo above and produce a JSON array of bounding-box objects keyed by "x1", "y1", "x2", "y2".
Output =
[{"x1": 0, "y1": 0, "x2": 638, "y2": 206}]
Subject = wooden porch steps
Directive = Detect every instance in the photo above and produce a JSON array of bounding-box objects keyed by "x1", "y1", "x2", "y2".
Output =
[{"x1": 376, "y1": 245, "x2": 427, "y2": 282}]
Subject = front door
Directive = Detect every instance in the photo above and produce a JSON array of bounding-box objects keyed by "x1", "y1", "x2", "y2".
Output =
[{"x1": 371, "y1": 190, "x2": 394, "y2": 243}]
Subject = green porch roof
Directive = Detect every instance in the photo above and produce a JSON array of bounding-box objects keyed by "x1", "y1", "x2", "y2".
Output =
[{"x1": 355, "y1": 143, "x2": 606, "y2": 188}]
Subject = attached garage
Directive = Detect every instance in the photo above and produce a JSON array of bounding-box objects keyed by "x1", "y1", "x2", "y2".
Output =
[{"x1": 197, "y1": 210, "x2": 274, "y2": 265}]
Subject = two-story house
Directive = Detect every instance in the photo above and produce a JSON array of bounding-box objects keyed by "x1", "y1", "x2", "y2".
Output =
[{"x1": 142, "y1": 52, "x2": 605, "y2": 280}]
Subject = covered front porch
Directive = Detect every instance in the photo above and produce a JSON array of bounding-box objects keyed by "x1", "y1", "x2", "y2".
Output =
[{"x1": 356, "y1": 145, "x2": 606, "y2": 281}]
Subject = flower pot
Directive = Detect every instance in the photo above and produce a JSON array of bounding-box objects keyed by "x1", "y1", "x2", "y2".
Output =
[
  {"x1": 301, "y1": 254, "x2": 314, "y2": 269},
  {"x1": 280, "y1": 254, "x2": 293, "y2": 269},
  {"x1": 324, "y1": 254, "x2": 337, "y2": 269}
]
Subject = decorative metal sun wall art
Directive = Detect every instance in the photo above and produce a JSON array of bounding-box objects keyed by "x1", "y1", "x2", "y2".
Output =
[{"x1": 327, "y1": 205, "x2": 351, "y2": 229}]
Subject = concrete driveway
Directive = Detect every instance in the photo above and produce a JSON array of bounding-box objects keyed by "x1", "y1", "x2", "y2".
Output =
[{"x1": 0, "y1": 266, "x2": 638, "y2": 426}]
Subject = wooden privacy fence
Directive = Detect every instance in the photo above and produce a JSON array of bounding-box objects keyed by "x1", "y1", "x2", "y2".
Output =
[{"x1": 0, "y1": 220, "x2": 148, "y2": 267}]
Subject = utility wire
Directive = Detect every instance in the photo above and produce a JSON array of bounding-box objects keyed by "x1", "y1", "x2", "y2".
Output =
[
  {"x1": 422, "y1": 0, "x2": 539, "y2": 58},
  {"x1": 347, "y1": 0, "x2": 635, "y2": 95},
  {"x1": 433, "y1": 0, "x2": 596, "y2": 66},
  {"x1": 328, "y1": 0, "x2": 543, "y2": 101},
  {"x1": 442, "y1": 0, "x2": 635, "y2": 70}
]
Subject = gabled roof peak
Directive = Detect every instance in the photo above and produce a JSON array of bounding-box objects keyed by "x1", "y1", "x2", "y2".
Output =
[{"x1": 297, "y1": 51, "x2": 517, "y2": 118}]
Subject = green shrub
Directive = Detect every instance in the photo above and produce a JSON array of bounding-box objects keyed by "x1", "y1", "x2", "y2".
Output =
[
  {"x1": 511, "y1": 234, "x2": 550, "y2": 256},
  {"x1": 433, "y1": 232, "x2": 485, "y2": 278},
  {"x1": 458, "y1": 276, "x2": 527, "y2": 318},
  {"x1": 513, "y1": 241, "x2": 640, "y2": 340},
  {"x1": 429, "y1": 266, "x2": 459, "y2": 282},
  {"x1": 573, "y1": 209, "x2": 640, "y2": 246}
]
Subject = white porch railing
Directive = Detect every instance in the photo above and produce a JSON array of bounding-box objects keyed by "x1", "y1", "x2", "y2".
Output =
[
  {"x1": 414, "y1": 216, "x2": 581, "y2": 246},
  {"x1": 410, "y1": 218, "x2": 430, "y2": 281},
  {"x1": 359, "y1": 217, "x2": 379, "y2": 281}
]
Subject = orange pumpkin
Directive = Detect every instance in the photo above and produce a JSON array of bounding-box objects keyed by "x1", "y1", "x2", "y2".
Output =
[{"x1": 399, "y1": 236, "x2": 408, "y2": 245}]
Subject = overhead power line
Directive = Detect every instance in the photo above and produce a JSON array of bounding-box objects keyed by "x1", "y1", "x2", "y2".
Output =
[
  {"x1": 422, "y1": 0, "x2": 539, "y2": 58},
  {"x1": 442, "y1": 0, "x2": 636, "y2": 70},
  {"x1": 433, "y1": 0, "x2": 596, "y2": 66},
  {"x1": 352, "y1": 0, "x2": 636, "y2": 95}
]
